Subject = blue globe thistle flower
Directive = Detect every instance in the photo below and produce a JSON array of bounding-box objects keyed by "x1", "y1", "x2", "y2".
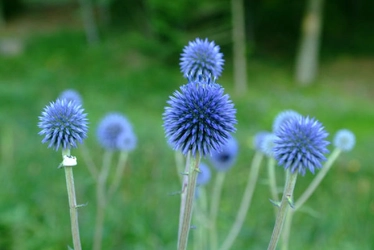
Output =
[
  {"x1": 209, "y1": 136, "x2": 238, "y2": 172},
  {"x1": 260, "y1": 133, "x2": 277, "y2": 157},
  {"x1": 38, "y1": 99, "x2": 88, "y2": 151},
  {"x1": 272, "y1": 110, "x2": 301, "y2": 132},
  {"x1": 253, "y1": 131, "x2": 271, "y2": 152},
  {"x1": 333, "y1": 129, "x2": 355, "y2": 152},
  {"x1": 180, "y1": 38, "x2": 224, "y2": 80},
  {"x1": 97, "y1": 113, "x2": 136, "y2": 151},
  {"x1": 273, "y1": 116, "x2": 329, "y2": 175},
  {"x1": 58, "y1": 89, "x2": 83, "y2": 105},
  {"x1": 163, "y1": 78, "x2": 236, "y2": 157},
  {"x1": 197, "y1": 162, "x2": 211, "y2": 186}
]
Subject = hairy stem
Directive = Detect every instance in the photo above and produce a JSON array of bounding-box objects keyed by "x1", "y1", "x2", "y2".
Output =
[
  {"x1": 93, "y1": 151, "x2": 113, "y2": 250},
  {"x1": 295, "y1": 148, "x2": 341, "y2": 210},
  {"x1": 267, "y1": 171, "x2": 298, "y2": 250},
  {"x1": 178, "y1": 152, "x2": 201, "y2": 250},
  {"x1": 108, "y1": 151, "x2": 129, "y2": 198},
  {"x1": 62, "y1": 149, "x2": 82, "y2": 250}
]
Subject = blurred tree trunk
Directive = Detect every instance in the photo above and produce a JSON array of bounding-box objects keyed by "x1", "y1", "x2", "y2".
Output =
[
  {"x1": 0, "y1": 1, "x2": 5, "y2": 27},
  {"x1": 295, "y1": 0, "x2": 324, "y2": 85},
  {"x1": 231, "y1": 0, "x2": 248, "y2": 94},
  {"x1": 97, "y1": 0, "x2": 111, "y2": 27},
  {"x1": 78, "y1": 0, "x2": 100, "y2": 45}
]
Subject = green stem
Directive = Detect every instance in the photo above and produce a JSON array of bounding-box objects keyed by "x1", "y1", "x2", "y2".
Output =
[
  {"x1": 62, "y1": 149, "x2": 82, "y2": 250},
  {"x1": 267, "y1": 171, "x2": 298, "y2": 250},
  {"x1": 108, "y1": 151, "x2": 129, "y2": 198},
  {"x1": 175, "y1": 151, "x2": 186, "y2": 184},
  {"x1": 193, "y1": 187, "x2": 208, "y2": 250},
  {"x1": 79, "y1": 144, "x2": 98, "y2": 179},
  {"x1": 295, "y1": 148, "x2": 341, "y2": 210},
  {"x1": 93, "y1": 150, "x2": 113, "y2": 250},
  {"x1": 280, "y1": 209, "x2": 294, "y2": 250},
  {"x1": 178, "y1": 152, "x2": 191, "y2": 240},
  {"x1": 178, "y1": 152, "x2": 201, "y2": 250},
  {"x1": 219, "y1": 151, "x2": 263, "y2": 250},
  {"x1": 267, "y1": 157, "x2": 279, "y2": 212},
  {"x1": 209, "y1": 171, "x2": 226, "y2": 250}
]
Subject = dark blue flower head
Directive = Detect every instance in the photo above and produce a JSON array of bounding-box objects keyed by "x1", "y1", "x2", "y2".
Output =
[
  {"x1": 163, "y1": 78, "x2": 236, "y2": 157},
  {"x1": 38, "y1": 99, "x2": 88, "y2": 151},
  {"x1": 273, "y1": 116, "x2": 329, "y2": 175},
  {"x1": 97, "y1": 113, "x2": 137, "y2": 151},
  {"x1": 197, "y1": 162, "x2": 211, "y2": 186},
  {"x1": 210, "y1": 135, "x2": 238, "y2": 172},
  {"x1": 58, "y1": 89, "x2": 83, "y2": 105},
  {"x1": 180, "y1": 38, "x2": 224, "y2": 80}
]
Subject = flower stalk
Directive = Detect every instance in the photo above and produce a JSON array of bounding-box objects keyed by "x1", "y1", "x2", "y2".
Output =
[
  {"x1": 220, "y1": 151, "x2": 264, "y2": 250},
  {"x1": 209, "y1": 171, "x2": 226, "y2": 250},
  {"x1": 267, "y1": 171, "x2": 298, "y2": 250},
  {"x1": 178, "y1": 152, "x2": 201, "y2": 250},
  {"x1": 93, "y1": 150, "x2": 113, "y2": 250},
  {"x1": 62, "y1": 149, "x2": 82, "y2": 250}
]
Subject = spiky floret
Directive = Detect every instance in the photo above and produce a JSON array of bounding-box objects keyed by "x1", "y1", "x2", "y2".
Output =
[
  {"x1": 96, "y1": 113, "x2": 136, "y2": 151},
  {"x1": 333, "y1": 129, "x2": 355, "y2": 152},
  {"x1": 38, "y1": 99, "x2": 88, "y2": 151},
  {"x1": 163, "y1": 78, "x2": 236, "y2": 157},
  {"x1": 273, "y1": 116, "x2": 329, "y2": 175},
  {"x1": 180, "y1": 38, "x2": 224, "y2": 80}
]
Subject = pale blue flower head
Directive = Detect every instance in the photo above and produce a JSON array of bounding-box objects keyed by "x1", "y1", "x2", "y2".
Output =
[
  {"x1": 261, "y1": 133, "x2": 277, "y2": 157},
  {"x1": 97, "y1": 113, "x2": 136, "y2": 151},
  {"x1": 180, "y1": 38, "x2": 224, "y2": 80},
  {"x1": 209, "y1": 135, "x2": 238, "y2": 172},
  {"x1": 333, "y1": 129, "x2": 355, "y2": 152},
  {"x1": 197, "y1": 162, "x2": 211, "y2": 186},
  {"x1": 273, "y1": 116, "x2": 329, "y2": 175},
  {"x1": 38, "y1": 99, "x2": 88, "y2": 151},
  {"x1": 163, "y1": 77, "x2": 236, "y2": 157},
  {"x1": 58, "y1": 89, "x2": 83, "y2": 105},
  {"x1": 253, "y1": 131, "x2": 271, "y2": 152},
  {"x1": 273, "y1": 110, "x2": 302, "y2": 132}
]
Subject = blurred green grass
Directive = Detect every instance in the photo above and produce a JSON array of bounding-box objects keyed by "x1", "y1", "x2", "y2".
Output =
[{"x1": 0, "y1": 30, "x2": 373, "y2": 249}]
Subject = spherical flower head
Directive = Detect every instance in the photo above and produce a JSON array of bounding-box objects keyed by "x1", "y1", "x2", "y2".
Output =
[
  {"x1": 197, "y1": 162, "x2": 211, "y2": 186},
  {"x1": 38, "y1": 99, "x2": 88, "y2": 151},
  {"x1": 260, "y1": 133, "x2": 277, "y2": 157},
  {"x1": 333, "y1": 129, "x2": 355, "y2": 152},
  {"x1": 272, "y1": 110, "x2": 302, "y2": 132},
  {"x1": 97, "y1": 113, "x2": 136, "y2": 151},
  {"x1": 163, "y1": 79, "x2": 237, "y2": 157},
  {"x1": 273, "y1": 116, "x2": 329, "y2": 176},
  {"x1": 209, "y1": 135, "x2": 238, "y2": 172},
  {"x1": 180, "y1": 38, "x2": 224, "y2": 80},
  {"x1": 253, "y1": 131, "x2": 271, "y2": 152},
  {"x1": 58, "y1": 89, "x2": 83, "y2": 105}
]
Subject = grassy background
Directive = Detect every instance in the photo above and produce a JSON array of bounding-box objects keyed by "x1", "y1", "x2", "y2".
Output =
[{"x1": 0, "y1": 28, "x2": 373, "y2": 250}]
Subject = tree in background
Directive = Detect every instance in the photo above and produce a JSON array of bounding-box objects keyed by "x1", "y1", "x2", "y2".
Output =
[
  {"x1": 295, "y1": 0, "x2": 324, "y2": 85},
  {"x1": 78, "y1": 0, "x2": 100, "y2": 45},
  {"x1": 231, "y1": 0, "x2": 248, "y2": 94}
]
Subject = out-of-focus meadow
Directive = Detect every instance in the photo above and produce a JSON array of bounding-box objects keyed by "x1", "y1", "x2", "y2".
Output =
[{"x1": 0, "y1": 0, "x2": 373, "y2": 249}]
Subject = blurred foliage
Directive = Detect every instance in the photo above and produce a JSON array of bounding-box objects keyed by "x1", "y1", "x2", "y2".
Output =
[
  {"x1": 0, "y1": 1, "x2": 373, "y2": 249},
  {"x1": 0, "y1": 29, "x2": 373, "y2": 249}
]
